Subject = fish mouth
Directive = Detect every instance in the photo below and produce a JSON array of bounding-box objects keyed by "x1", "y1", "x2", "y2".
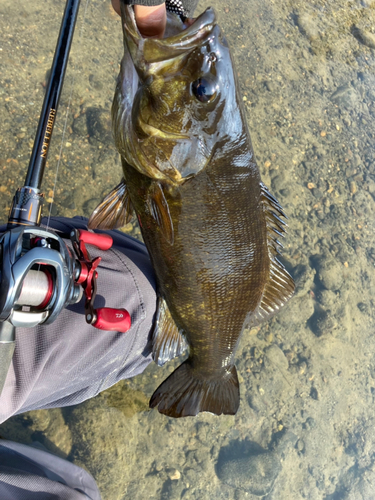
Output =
[
  {"x1": 121, "y1": 4, "x2": 217, "y2": 65},
  {"x1": 119, "y1": 5, "x2": 220, "y2": 184}
]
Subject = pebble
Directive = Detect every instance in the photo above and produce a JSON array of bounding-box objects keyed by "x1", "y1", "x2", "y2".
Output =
[
  {"x1": 330, "y1": 85, "x2": 359, "y2": 109},
  {"x1": 317, "y1": 289, "x2": 336, "y2": 307},
  {"x1": 350, "y1": 181, "x2": 357, "y2": 194},
  {"x1": 45, "y1": 202, "x2": 58, "y2": 217},
  {"x1": 264, "y1": 345, "x2": 289, "y2": 371},
  {"x1": 352, "y1": 26, "x2": 375, "y2": 49},
  {"x1": 296, "y1": 13, "x2": 319, "y2": 41},
  {"x1": 86, "y1": 107, "x2": 112, "y2": 144},
  {"x1": 303, "y1": 417, "x2": 316, "y2": 430},
  {"x1": 311, "y1": 309, "x2": 336, "y2": 336},
  {"x1": 83, "y1": 198, "x2": 101, "y2": 216},
  {"x1": 310, "y1": 387, "x2": 319, "y2": 400},
  {"x1": 168, "y1": 469, "x2": 181, "y2": 481},
  {"x1": 317, "y1": 257, "x2": 343, "y2": 291},
  {"x1": 89, "y1": 73, "x2": 104, "y2": 91},
  {"x1": 296, "y1": 439, "x2": 305, "y2": 453},
  {"x1": 73, "y1": 114, "x2": 88, "y2": 136}
]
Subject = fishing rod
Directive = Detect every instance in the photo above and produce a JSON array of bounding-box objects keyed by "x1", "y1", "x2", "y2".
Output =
[
  {"x1": 8, "y1": 0, "x2": 81, "y2": 227},
  {"x1": 0, "y1": 0, "x2": 131, "y2": 396}
]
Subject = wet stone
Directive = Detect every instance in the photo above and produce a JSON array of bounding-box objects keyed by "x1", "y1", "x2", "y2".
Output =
[
  {"x1": 45, "y1": 202, "x2": 58, "y2": 217},
  {"x1": 330, "y1": 85, "x2": 359, "y2": 109},
  {"x1": 296, "y1": 13, "x2": 319, "y2": 41},
  {"x1": 83, "y1": 198, "x2": 101, "y2": 217},
  {"x1": 161, "y1": 478, "x2": 185, "y2": 499},
  {"x1": 85, "y1": 107, "x2": 112, "y2": 144},
  {"x1": 296, "y1": 439, "x2": 305, "y2": 454},
  {"x1": 89, "y1": 73, "x2": 104, "y2": 91},
  {"x1": 317, "y1": 258, "x2": 343, "y2": 291},
  {"x1": 264, "y1": 344, "x2": 289, "y2": 371},
  {"x1": 357, "y1": 302, "x2": 368, "y2": 313},
  {"x1": 310, "y1": 386, "x2": 319, "y2": 400},
  {"x1": 310, "y1": 308, "x2": 336, "y2": 336},
  {"x1": 277, "y1": 295, "x2": 314, "y2": 327},
  {"x1": 316, "y1": 289, "x2": 336, "y2": 307},
  {"x1": 293, "y1": 263, "x2": 316, "y2": 298},
  {"x1": 303, "y1": 417, "x2": 317, "y2": 430},
  {"x1": 312, "y1": 187, "x2": 323, "y2": 199},
  {"x1": 216, "y1": 443, "x2": 281, "y2": 496},
  {"x1": 60, "y1": 194, "x2": 76, "y2": 210},
  {"x1": 72, "y1": 114, "x2": 88, "y2": 137},
  {"x1": 352, "y1": 26, "x2": 375, "y2": 49}
]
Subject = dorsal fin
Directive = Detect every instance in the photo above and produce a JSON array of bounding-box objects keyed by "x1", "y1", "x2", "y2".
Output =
[
  {"x1": 152, "y1": 298, "x2": 188, "y2": 366},
  {"x1": 250, "y1": 184, "x2": 295, "y2": 326},
  {"x1": 146, "y1": 182, "x2": 174, "y2": 245},
  {"x1": 88, "y1": 179, "x2": 133, "y2": 230}
]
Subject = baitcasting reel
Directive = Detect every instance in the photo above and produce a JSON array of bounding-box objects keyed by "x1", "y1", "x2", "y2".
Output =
[
  {"x1": 0, "y1": 224, "x2": 132, "y2": 395},
  {"x1": 0, "y1": 0, "x2": 131, "y2": 396}
]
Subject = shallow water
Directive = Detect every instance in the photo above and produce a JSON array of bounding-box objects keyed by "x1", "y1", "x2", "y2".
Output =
[{"x1": 1, "y1": 0, "x2": 375, "y2": 498}]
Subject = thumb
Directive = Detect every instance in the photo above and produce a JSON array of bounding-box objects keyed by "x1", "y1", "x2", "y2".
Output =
[{"x1": 111, "y1": 1, "x2": 167, "y2": 39}]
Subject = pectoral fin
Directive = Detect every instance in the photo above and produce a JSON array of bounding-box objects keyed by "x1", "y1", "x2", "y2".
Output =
[
  {"x1": 88, "y1": 179, "x2": 133, "y2": 230},
  {"x1": 146, "y1": 182, "x2": 174, "y2": 245},
  {"x1": 152, "y1": 298, "x2": 188, "y2": 366}
]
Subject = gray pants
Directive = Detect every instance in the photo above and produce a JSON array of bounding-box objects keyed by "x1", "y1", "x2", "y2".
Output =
[{"x1": 0, "y1": 217, "x2": 157, "y2": 499}]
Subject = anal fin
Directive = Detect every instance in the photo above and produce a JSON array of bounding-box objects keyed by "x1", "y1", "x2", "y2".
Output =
[
  {"x1": 88, "y1": 178, "x2": 133, "y2": 230},
  {"x1": 152, "y1": 298, "x2": 188, "y2": 366}
]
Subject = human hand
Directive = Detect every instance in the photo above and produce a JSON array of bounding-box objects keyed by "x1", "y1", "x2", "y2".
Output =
[{"x1": 111, "y1": 1, "x2": 167, "y2": 38}]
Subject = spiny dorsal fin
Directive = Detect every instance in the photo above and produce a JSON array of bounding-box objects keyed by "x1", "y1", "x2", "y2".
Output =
[
  {"x1": 88, "y1": 179, "x2": 133, "y2": 230},
  {"x1": 152, "y1": 298, "x2": 188, "y2": 366},
  {"x1": 249, "y1": 183, "x2": 295, "y2": 326},
  {"x1": 146, "y1": 182, "x2": 174, "y2": 245}
]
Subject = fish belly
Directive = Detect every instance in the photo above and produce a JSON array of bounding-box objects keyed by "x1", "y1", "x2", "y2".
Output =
[{"x1": 124, "y1": 148, "x2": 269, "y2": 417}]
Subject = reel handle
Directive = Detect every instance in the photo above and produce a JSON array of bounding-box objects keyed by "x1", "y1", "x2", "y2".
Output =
[
  {"x1": 77, "y1": 229, "x2": 112, "y2": 251},
  {"x1": 89, "y1": 308, "x2": 131, "y2": 333}
]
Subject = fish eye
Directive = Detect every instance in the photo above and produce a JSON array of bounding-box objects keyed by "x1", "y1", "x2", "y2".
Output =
[{"x1": 191, "y1": 76, "x2": 218, "y2": 103}]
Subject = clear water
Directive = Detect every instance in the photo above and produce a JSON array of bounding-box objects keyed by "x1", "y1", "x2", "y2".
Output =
[{"x1": 1, "y1": 0, "x2": 375, "y2": 498}]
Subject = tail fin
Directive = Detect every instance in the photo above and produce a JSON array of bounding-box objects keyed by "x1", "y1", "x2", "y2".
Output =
[{"x1": 149, "y1": 360, "x2": 240, "y2": 418}]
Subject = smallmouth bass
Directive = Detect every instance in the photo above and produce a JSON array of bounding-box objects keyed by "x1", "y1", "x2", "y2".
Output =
[{"x1": 89, "y1": 4, "x2": 294, "y2": 418}]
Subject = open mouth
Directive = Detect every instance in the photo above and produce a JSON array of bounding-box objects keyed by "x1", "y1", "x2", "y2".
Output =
[{"x1": 122, "y1": 5, "x2": 217, "y2": 62}]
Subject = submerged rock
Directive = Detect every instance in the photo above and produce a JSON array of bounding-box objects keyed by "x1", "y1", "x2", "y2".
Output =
[
  {"x1": 216, "y1": 443, "x2": 281, "y2": 496},
  {"x1": 330, "y1": 85, "x2": 359, "y2": 109},
  {"x1": 216, "y1": 442, "x2": 281, "y2": 497},
  {"x1": 352, "y1": 26, "x2": 375, "y2": 49},
  {"x1": 317, "y1": 258, "x2": 343, "y2": 291},
  {"x1": 216, "y1": 433, "x2": 297, "y2": 496}
]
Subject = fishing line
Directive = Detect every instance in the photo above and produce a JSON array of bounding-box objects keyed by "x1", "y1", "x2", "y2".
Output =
[{"x1": 45, "y1": 0, "x2": 91, "y2": 231}]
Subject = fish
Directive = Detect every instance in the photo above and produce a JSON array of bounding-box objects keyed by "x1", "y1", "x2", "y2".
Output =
[{"x1": 88, "y1": 4, "x2": 295, "y2": 418}]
